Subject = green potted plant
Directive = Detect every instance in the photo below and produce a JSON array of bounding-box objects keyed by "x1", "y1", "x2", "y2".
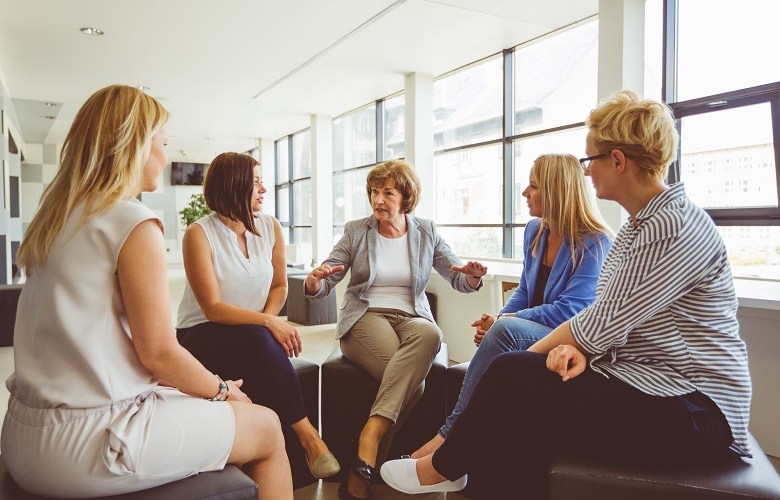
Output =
[{"x1": 179, "y1": 193, "x2": 212, "y2": 226}]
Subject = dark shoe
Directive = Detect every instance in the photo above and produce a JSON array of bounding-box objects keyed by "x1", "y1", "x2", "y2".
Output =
[
  {"x1": 338, "y1": 456, "x2": 375, "y2": 499},
  {"x1": 352, "y1": 457, "x2": 377, "y2": 485}
]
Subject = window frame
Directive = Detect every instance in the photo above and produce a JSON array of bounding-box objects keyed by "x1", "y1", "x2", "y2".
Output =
[{"x1": 663, "y1": 0, "x2": 780, "y2": 227}]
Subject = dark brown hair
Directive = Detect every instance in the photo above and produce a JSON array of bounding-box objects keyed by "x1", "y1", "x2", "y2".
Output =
[{"x1": 203, "y1": 152, "x2": 261, "y2": 235}]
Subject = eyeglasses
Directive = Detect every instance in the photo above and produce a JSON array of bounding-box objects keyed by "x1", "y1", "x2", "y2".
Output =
[{"x1": 578, "y1": 153, "x2": 609, "y2": 170}]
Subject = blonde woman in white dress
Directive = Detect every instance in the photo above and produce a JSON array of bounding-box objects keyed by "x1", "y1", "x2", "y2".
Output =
[{"x1": 1, "y1": 85, "x2": 293, "y2": 499}]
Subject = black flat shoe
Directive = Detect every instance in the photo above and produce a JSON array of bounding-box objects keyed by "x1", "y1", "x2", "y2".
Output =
[
  {"x1": 352, "y1": 457, "x2": 377, "y2": 485},
  {"x1": 338, "y1": 456, "x2": 375, "y2": 499}
]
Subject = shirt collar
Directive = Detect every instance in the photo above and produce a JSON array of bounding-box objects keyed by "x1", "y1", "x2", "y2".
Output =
[{"x1": 630, "y1": 182, "x2": 687, "y2": 226}]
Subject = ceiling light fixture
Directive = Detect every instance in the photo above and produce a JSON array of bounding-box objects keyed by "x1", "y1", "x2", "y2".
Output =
[
  {"x1": 45, "y1": 116, "x2": 56, "y2": 120},
  {"x1": 44, "y1": 102, "x2": 58, "y2": 107},
  {"x1": 79, "y1": 27, "x2": 104, "y2": 36},
  {"x1": 136, "y1": 86, "x2": 151, "y2": 93}
]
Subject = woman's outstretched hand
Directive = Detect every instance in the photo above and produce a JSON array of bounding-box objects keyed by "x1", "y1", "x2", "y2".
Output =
[
  {"x1": 451, "y1": 261, "x2": 488, "y2": 278},
  {"x1": 451, "y1": 261, "x2": 488, "y2": 289},
  {"x1": 305, "y1": 264, "x2": 346, "y2": 295},
  {"x1": 546, "y1": 344, "x2": 587, "y2": 381}
]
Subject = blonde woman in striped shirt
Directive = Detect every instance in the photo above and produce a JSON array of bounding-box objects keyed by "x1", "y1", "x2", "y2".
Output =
[{"x1": 380, "y1": 90, "x2": 751, "y2": 499}]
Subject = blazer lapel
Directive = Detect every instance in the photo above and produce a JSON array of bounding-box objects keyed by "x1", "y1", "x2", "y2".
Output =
[
  {"x1": 366, "y1": 216, "x2": 379, "y2": 288},
  {"x1": 406, "y1": 214, "x2": 421, "y2": 297}
]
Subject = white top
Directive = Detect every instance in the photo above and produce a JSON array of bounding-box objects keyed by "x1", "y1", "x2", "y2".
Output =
[
  {"x1": 177, "y1": 212, "x2": 276, "y2": 329},
  {"x1": 8, "y1": 198, "x2": 160, "y2": 408},
  {"x1": 365, "y1": 232, "x2": 415, "y2": 314}
]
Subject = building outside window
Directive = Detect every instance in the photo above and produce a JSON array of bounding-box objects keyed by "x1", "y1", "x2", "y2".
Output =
[
  {"x1": 664, "y1": 0, "x2": 780, "y2": 280},
  {"x1": 433, "y1": 18, "x2": 599, "y2": 259}
]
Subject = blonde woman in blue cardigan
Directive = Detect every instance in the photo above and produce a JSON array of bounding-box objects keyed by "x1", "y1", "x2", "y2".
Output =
[{"x1": 413, "y1": 153, "x2": 613, "y2": 459}]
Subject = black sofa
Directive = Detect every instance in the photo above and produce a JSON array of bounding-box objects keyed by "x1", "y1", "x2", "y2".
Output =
[
  {"x1": 0, "y1": 284, "x2": 320, "y2": 497},
  {"x1": 447, "y1": 361, "x2": 780, "y2": 499}
]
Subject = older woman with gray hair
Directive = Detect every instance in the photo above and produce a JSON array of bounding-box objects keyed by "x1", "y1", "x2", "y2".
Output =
[{"x1": 305, "y1": 159, "x2": 487, "y2": 499}]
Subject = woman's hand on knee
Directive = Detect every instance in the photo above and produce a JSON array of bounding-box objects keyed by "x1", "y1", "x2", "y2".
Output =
[
  {"x1": 226, "y1": 379, "x2": 252, "y2": 403},
  {"x1": 471, "y1": 313, "x2": 494, "y2": 346},
  {"x1": 546, "y1": 344, "x2": 586, "y2": 381},
  {"x1": 265, "y1": 316, "x2": 302, "y2": 357}
]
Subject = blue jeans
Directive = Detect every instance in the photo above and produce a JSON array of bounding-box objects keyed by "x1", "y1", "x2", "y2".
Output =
[{"x1": 439, "y1": 317, "x2": 553, "y2": 437}]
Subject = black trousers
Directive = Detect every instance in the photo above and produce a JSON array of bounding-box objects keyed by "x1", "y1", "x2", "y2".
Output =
[
  {"x1": 177, "y1": 322, "x2": 307, "y2": 426},
  {"x1": 432, "y1": 350, "x2": 734, "y2": 500}
]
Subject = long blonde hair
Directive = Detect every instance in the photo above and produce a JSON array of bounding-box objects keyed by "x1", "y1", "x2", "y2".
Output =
[
  {"x1": 18, "y1": 85, "x2": 169, "y2": 271},
  {"x1": 529, "y1": 154, "x2": 612, "y2": 264}
]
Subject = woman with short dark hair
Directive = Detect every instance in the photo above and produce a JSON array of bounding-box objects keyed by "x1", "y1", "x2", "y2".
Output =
[{"x1": 176, "y1": 152, "x2": 340, "y2": 480}]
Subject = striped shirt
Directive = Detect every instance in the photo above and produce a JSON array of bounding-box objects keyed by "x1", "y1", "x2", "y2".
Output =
[{"x1": 570, "y1": 183, "x2": 752, "y2": 456}]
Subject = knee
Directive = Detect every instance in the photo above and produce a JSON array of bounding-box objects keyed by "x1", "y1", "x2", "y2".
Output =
[
  {"x1": 480, "y1": 320, "x2": 512, "y2": 348},
  {"x1": 412, "y1": 323, "x2": 442, "y2": 351},
  {"x1": 252, "y1": 406, "x2": 286, "y2": 448}
]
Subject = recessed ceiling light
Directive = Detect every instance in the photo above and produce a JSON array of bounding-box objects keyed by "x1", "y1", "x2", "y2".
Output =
[
  {"x1": 205, "y1": 137, "x2": 216, "y2": 141},
  {"x1": 136, "y1": 86, "x2": 151, "y2": 93},
  {"x1": 44, "y1": 102, "x2": 58, "y2": 107},
  {"x1": 80, "y1": 27, "x2": 104, "y2": 36}
]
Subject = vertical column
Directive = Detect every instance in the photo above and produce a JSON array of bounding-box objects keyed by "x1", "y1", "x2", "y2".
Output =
[
  {"x1": 310, "y1": 114, "x2": 333, "y2": 266},
  {"x1": 404, "y1": 72, "x2": 434, "y2": 218},
  {"x1": 596, "y1": 0, "x2": 646, "y2": 230}
]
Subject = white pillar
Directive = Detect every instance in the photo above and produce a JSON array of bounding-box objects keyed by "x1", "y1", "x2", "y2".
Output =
[
  {"x1": 404, "y1": 72, "x2": 434, "y2": 218},
  {"x1": 596, "y1": 0, "x2": 646, "y2": 230},
  {"x1": 311, "y1": 114, "x2": 333, "y2": 266}
]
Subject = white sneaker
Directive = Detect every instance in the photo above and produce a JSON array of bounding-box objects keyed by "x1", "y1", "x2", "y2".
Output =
[{"x1": 380, "y1": 458, "x2": 467, "y2": 494}]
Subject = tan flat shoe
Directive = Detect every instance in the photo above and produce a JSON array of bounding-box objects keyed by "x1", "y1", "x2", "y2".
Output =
[{"x1": 309, "y1": 450, "x2": 341, "y2": 479}]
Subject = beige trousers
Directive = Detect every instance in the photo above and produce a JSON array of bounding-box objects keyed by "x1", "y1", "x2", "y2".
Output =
[{"x1": 340, "y1": 308, "x2": 442, "y2": 424}]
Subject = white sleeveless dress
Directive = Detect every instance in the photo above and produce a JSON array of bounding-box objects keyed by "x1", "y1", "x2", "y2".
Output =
[{"x1": 1, "y1": 198, "x2": 235, "y2": 498}]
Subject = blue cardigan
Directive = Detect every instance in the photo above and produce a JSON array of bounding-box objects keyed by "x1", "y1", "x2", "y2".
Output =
[{"x1": 501, "y1": 218, "x2": 611, "y2": 328}]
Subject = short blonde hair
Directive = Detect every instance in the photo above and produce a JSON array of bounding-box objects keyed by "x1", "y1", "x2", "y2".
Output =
[
  {"x1": 530, "y1": 154, "x2": 612, "y2": 263},
  {"x1": 586, "y1": 90, "x2": 678, "y2": 180},
  {"x1": 365, "y1": 160, "x2": 421, "y2": 214},
  {"x1": 18, "y1": 85, "x2": 169, "y2": 271}
]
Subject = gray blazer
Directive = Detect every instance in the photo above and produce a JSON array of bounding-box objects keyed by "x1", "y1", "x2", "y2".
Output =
[{"x1": 306, "y1": 214, "x2": 481, "y2": 339}]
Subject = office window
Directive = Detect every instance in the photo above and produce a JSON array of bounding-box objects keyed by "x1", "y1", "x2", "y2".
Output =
[
  {"x1": 433, "y1": 21, "x2": 597, "y2": 260},
  {"x1": 333, "y1": 103, "x2": 376, "y2": 171},
  {"x1": 434, "y1": 144, "x2": 503, "y2": 225},
  {"x1": 675, "y1": 0, "x2": 780, "y2": 102},
  {"x1": 275, "y1": 128, "x2": 311, "y2": 245},
  {"x1": 293, "y1": 130, "x2": 311, "y2": 180},
  {"x1": 383, "y1": 94, "x2": 405, "y2": 160},
  {"x1": 666, "y1": 0, "x2": 780, "y2": 280},
  {"x1": 434, "y1": 55, "x2": 503, "y2": 150},
  {"x1": 514, "y1": 19, "x2": 598, "y2": 134},
  {"x1": 332, "y1": 95, "x2": 404, "y2": 242}
]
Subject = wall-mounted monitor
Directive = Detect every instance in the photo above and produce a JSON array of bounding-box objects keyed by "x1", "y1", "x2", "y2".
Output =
[{"x1": 171, "y1": 162, "x2": 208, "y2": 186}]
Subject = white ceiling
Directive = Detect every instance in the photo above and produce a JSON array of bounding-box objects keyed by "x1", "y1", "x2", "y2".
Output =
[{"x1": 0, "y1": 0, "x2": 597, "y2": 163}]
